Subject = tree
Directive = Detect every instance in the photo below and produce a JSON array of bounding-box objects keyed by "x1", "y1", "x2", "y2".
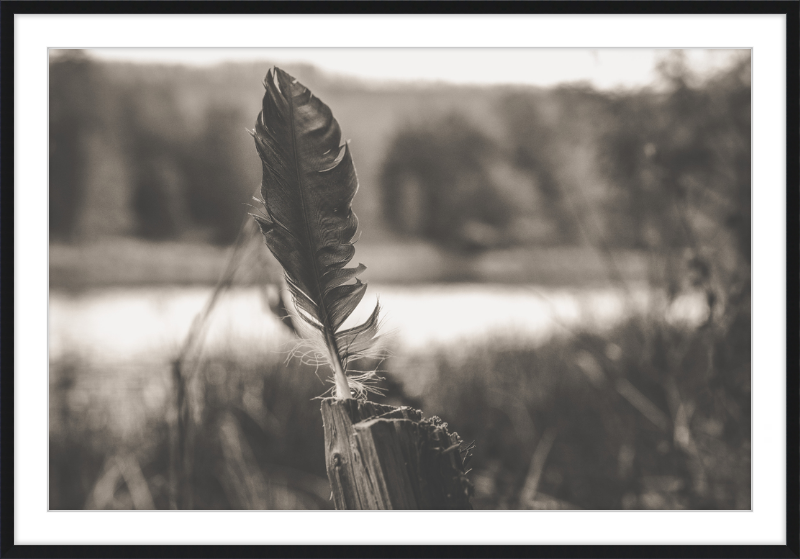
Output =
[
  {"x1": 496, "y1": 92, "x2": 583, "y2": 245},
  {"x1": 181, "y1": 105, "x2": 258, "y2": 245},
  {"x1": 380, "y1": 114, "x2": 513, "y2": 251},
  {"x1": 49, "y1": 51, "x2": 99, "y2": 240},
  {"x1": 599, "y1": 52, "x2": 751, "y2": 311}
]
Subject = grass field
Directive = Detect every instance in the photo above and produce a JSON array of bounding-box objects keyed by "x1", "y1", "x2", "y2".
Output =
[{"x1": 49, "y1": 306, "x2": 750, "y2": 510}]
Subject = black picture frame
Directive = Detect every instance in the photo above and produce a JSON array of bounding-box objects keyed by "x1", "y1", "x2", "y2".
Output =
[{"x1": 2, "y1": 1, "x2": 797, "y2": 557}]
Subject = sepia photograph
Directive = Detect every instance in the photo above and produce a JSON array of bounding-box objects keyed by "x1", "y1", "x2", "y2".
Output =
[{"x1": 48, "y1": 47, "x2": 752, "y2": 512}]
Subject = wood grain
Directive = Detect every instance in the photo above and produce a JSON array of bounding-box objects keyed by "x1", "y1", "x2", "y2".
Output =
[{"x1": 320, "y1": 399, "x2": 473, "y2": 510}]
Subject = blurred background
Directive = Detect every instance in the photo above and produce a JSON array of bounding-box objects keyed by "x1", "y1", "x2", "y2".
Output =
[{"x1": 49, "y1": 48, "x2": 751, "y2": 511}]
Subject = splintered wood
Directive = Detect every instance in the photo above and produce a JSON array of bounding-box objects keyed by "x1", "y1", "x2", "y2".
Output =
[{"x1": 320, "y1": 399, "x2": 473, "y2": 510}]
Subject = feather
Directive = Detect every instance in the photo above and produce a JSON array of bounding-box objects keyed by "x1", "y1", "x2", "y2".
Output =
[{"x1": 251, "y1": 67, "x2": 381, "y2": 400}]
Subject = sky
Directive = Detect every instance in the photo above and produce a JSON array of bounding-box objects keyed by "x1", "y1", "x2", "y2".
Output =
[{"x1": 86, "y1": 48, "x2": 745, "y2": 90}]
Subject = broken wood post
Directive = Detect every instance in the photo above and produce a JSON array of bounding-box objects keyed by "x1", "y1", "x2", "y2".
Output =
[{"x1": 320, "y1": 398, "x2": 473, "y2": 510}]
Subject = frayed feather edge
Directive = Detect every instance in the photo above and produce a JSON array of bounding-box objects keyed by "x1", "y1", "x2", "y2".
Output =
[{"x1": 281, "y1": 287, "x2": 389, "y2": 399}]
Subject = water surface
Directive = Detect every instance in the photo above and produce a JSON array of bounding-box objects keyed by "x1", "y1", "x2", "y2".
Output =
[{"x1": 50, "y1": 283, "x2": 707, "y2": 363}]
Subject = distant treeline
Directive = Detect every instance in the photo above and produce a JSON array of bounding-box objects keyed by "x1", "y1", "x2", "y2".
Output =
[{"x1": 50, "y1": 51, "x2": 750, "y2": 263}]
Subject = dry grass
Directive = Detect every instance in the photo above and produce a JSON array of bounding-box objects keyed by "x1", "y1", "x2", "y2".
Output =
[{"x1": 49, "y1": 303, "x2": 750, "y2": 510}]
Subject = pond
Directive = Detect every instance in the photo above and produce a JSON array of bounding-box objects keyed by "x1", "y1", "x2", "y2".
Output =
[{"x1": 49, "y1": 283, "x2": 707, "y2": 364}]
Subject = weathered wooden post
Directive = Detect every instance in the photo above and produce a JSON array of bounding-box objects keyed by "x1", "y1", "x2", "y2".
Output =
[{"x1": 321, "y1": 399, "x2": 473, "y2": 510}]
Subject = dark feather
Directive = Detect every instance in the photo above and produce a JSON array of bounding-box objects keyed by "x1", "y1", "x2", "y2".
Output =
[{"x1": 252, "y1": 67, "x2": 380, "y2": 399}]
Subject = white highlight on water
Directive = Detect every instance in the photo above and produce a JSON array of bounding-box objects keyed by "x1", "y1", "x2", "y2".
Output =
[{"x1": 49, "y1": 284, "x2": 707, "y2": 364}]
